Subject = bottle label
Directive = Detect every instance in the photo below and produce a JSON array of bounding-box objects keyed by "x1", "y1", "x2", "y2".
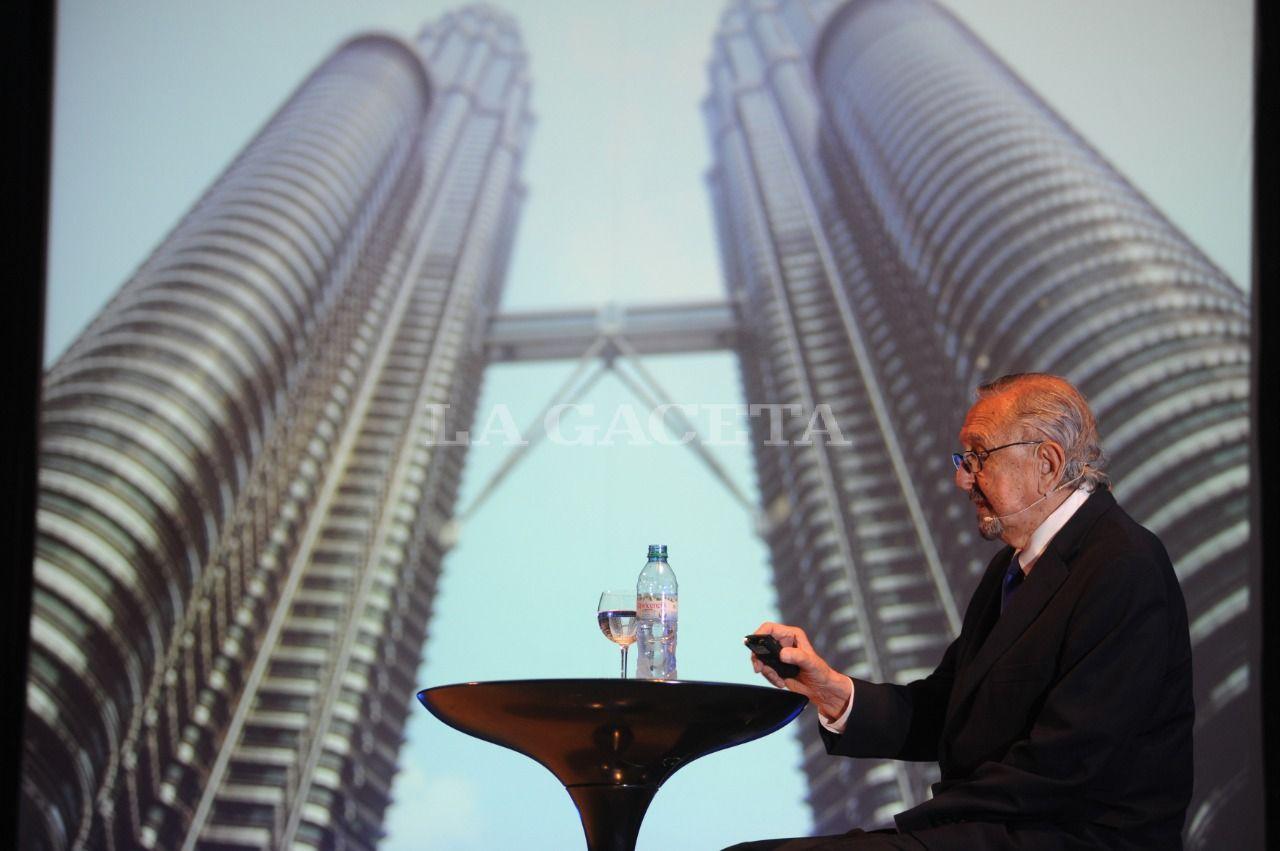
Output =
[{"x1": 637, "y1": 597, "x2": 678, "y2": 619}]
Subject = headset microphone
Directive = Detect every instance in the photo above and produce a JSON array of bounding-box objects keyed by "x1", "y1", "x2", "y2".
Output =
[{"x1": 981, "y1": 471, "x2": 1086, "y2": 523}]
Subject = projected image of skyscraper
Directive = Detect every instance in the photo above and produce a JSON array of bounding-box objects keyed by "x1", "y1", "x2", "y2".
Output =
[
  {"x1": 22, "y1": 8, "x2": 531, "y2": 849},
  {"x1": 23, "y1": 0, "x2": 1253, "y2": 848},
  {"x1": 705, "y1": 1, "x2": 1251, "y2": 846}
]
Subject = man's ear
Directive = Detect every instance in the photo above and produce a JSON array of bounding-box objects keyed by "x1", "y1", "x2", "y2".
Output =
[{"x1": 1039, "y1": 441, "x2": 1066, "y2": 486}]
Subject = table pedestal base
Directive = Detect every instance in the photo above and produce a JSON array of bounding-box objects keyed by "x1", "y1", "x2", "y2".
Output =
[{"x1": 566, "y1": 784, "x2": 657, "y2": 851}]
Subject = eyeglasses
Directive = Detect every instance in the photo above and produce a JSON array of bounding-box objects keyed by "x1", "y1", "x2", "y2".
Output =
[{"x1": 951, "y1": 440, "x2": 1043, "y2": 474}]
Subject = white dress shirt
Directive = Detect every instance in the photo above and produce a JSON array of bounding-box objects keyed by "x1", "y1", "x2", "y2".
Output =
[{"x1": 818, "y1": 487, "x2": 1093, "y2": 733}]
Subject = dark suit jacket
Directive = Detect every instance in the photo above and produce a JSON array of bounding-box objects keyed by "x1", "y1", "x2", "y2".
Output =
[{"x1": 820, "y1": 489, "x2": 1194, "y2": 850}]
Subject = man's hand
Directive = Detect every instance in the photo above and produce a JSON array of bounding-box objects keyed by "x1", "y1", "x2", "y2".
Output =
[{"x1": 747, "y1": 622, "x2": 853, "y2": 720}]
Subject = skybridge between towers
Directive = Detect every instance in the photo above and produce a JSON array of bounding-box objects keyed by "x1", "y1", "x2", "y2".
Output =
[
  {"x1": 484, "y1": 298, "x2": 740, "y2": 363},
  {"x1": 452, "y1": 298, "x2": 758, "y2": 528}
]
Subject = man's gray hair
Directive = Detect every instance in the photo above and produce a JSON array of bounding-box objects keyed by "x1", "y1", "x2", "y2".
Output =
[{"x1": 977, "y1": 373, "x2": 1110, "y2": 491}]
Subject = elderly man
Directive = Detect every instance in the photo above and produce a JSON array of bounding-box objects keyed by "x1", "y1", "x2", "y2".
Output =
[{"x1": 731, "y1": 374, "x2": 1194, "y2": 850}]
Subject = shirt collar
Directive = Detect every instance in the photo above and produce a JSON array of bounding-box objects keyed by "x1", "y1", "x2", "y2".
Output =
[{"x1": 1015, "y1": 487, "x2": 1091, "y2": 573}]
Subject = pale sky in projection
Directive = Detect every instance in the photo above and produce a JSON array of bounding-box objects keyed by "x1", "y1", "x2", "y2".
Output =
[{"x1": 46, "y1": 1, "x2": 1252, "y2": 849}]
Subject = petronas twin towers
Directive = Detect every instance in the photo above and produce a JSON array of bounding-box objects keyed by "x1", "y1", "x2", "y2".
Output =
[{"x1": 23, "y1": 2, "x2": 1251, "y2": 849}]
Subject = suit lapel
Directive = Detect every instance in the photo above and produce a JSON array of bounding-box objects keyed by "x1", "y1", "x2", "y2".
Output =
[
  {"x1": 955, "y1": 551, "x2": 1007, "y2": 673},
  {"x1": 944, "y1": 489, "x2": 1116, "y2": 729},
  {"x1": 947, "y1": 552, "x2": 1070, "y2": 720}
]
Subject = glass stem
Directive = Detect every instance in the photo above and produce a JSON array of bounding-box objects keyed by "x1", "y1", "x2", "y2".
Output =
[{"x1": 620, "y1": 645, "x2": 629, "y2": 679}]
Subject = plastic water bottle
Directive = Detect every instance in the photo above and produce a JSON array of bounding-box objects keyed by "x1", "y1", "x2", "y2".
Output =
[{"x1": 636, "y1": 544, "x2": 678, "y2": 679}]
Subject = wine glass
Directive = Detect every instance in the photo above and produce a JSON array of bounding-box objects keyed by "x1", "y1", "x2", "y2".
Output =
[{"x1": 597, "y1": 591, "x2": 638, "y2": 678}]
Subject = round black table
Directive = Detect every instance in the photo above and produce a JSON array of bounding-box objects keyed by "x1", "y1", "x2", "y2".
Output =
[{"x1": 417, "y1": 679, "x2": 807, "y2": 851}]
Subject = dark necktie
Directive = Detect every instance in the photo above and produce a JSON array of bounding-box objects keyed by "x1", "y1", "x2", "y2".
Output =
[{"x1": 1001, "y1": 559, "x2": 1025, "y2": 614}]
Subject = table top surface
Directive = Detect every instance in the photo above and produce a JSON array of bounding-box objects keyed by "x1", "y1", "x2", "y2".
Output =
[{"x1": 418, "y1": 678, "x2": 808, "y2": 789}]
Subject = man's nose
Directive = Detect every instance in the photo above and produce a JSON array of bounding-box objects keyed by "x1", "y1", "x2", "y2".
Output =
[{"x1": 955, "y1": 463, "x2": 974, "y2": 491}]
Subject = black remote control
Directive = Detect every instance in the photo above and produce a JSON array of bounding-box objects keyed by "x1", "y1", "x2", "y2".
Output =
[{"x1": 745, "y1": 634, "x2": 801, "y2": 680}]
